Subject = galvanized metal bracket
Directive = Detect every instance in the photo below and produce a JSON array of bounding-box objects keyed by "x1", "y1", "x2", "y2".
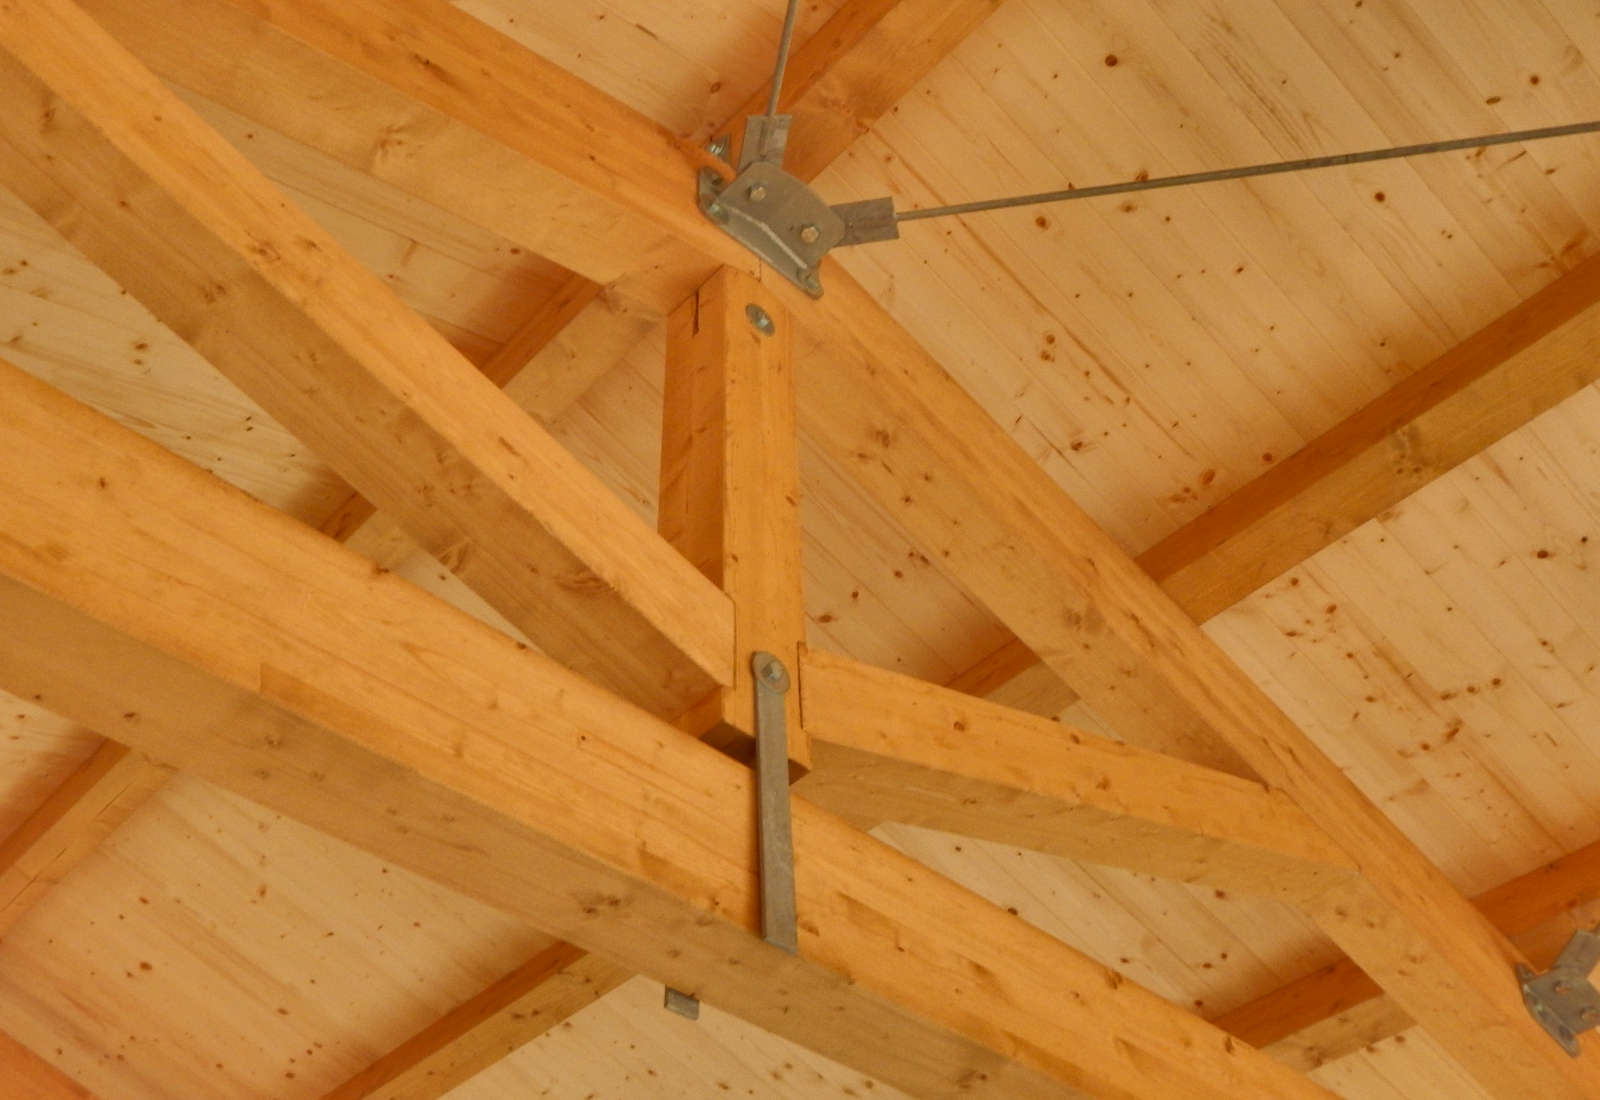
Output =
[
  {"x1": 699, "y1": 141, "x2": 899, "y2": 298},
  {"x1": 1518, "y1": 927, "x2": 1600, "y2": 1055},
  {"x1": 663, "y1": 986, "x2": 701, "y2": 1021},
  {"x1": 752, "y1": 651, "x2": 798, "y2": 954}
]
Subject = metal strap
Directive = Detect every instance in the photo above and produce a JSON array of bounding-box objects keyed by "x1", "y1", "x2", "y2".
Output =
[{"x1": 752, "y1": 651, "x2": 798, "y2": 954}]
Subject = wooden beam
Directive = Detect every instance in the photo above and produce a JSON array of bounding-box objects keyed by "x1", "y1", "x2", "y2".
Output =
[
  {"x1": 0, "y1": 740, "x2": 169, "y2": 937},
  {"x1": 0, "y1": 1030, "x2": 96, "y2": 1099},
  {"x1": 322, "y1": 943, "x2": 630, "y2": 1100},
  {"x1": 315, "y1": 271, "x2": 602, "y2": 542},
  {"x1": 661, "y1": 268, "x2": 809, "y2": 767},
  {"x1": 0, "y1": 0, "x2": 734, "y2": 719},
  {"x1": 81, "y1": 0, "x2": 1004, "y2": 426},
  {"x1": 73, "y1": 0, "x2": 741, "y2": 315},
  {"x1": 1216, "y1": 838, "x2": 1600, "y2": 1072},
  {"x1": 797, "y1": 649, "x2": 1355, "y2": 904},
  {"x1": 790, "y1": 261, "x2": 1600, "y2": 1098},
  {"x1": 951, "y1": 251, "x2": 1600, "y2": 716},
  {"x1": 0, "y1": 359, "x2": 1333, "y2": 1100}
]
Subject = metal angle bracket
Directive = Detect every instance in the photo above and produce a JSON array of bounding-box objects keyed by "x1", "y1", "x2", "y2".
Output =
[
  {"x1": 1518, "y1": 926, "x2": 1600, "y2": 1055},
  {"x1": 752, "y1": 651, "x2": 799, "y2": 954},
  {"x1": 699, "y1": 143, "x2": 899, "y2": 298}
]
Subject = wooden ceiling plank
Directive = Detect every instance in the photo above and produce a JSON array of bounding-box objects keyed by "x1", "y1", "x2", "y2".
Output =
[
  {"x1": 0, "y1": 0, "x2": 734, "y2": 719},
  {"x1": 661, "y1": 268, "x2": 810, "y2": 767},
  {"x1": 952, "y1": 250, "x2": 1600, "y2": 716},
  {"x1": 0, "y1": 358, "x2": 1333, "y2": 1100},
  {"x1": 0, "y1": 738, "x2": 168, "y2": 938},
  {"x1": 322, "y1": 943, "x2": 631, "y2": 1100},
  {"x1": 1216, "y1": 837, "x2": 1600, "y2": 1072},
  {"x1": 796, "y1": 648, "x2": 1357, "y2": 904},
  {"x1": 792, "y1": 261, "x2": 1600, "y2": 1098},
  {"x1": 0, "y1": 1028, "x2": 97, "y2": 1099}
]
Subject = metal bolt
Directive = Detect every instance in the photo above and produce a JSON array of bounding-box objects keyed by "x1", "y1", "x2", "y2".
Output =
[
  {"x1": 760, "y1": 659, "x2": 785, "y2": 684},
  {"x1": 800, "y1": 269, "x2": 823, "y2": 294},
  {"x1": 798, "y1": 223, "x2": 820, "y2": 244},
  {"x1": 748, "y1": 183, "x2": 768, "y2": 201},
  {"x1": 1556, "y1": 981, "x2": 1572, "y2": 995},
  {"x1": 745, "y1": 303, "x2": 775, "y2": 336},
  {"x1": 706, "y1": 200, "x2": 725, "y2": 220}
]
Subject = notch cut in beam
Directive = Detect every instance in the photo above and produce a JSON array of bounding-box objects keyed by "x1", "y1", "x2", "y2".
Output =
[
  {"x1": 0, "y1": 355, "x2": 1334, "y2": 1100},
  {"x1": 795, "y1": 649, "x2": 1356, "y2": 906},
  {"x1": 0, "y1": 0, "x2": 734, "y2": 719}
]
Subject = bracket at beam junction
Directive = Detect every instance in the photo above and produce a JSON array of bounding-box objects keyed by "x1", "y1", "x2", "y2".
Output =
[
  {"x1": 698, "y1": 135, "x2": 897, "y2": 298},
  {"x1": 1519, "y1": 927, "x2": 1600, "y2": 1055}
]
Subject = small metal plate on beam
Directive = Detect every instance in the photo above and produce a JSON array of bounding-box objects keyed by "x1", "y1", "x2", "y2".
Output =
[
  {"x1": 833, "y1": 197, "x2": 900, "y2": 246},
  {"x1": 663, "y1": 986, "x2": 701, "y2": 1020},
  {"x1": 1519, "y1": 927, "x2": 1600, "y2": 1055}
]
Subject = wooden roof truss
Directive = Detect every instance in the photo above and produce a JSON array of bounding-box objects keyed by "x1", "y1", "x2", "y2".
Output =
[{"x1": 1, "y1": 0, "x2": 1599, "y2": 1096}]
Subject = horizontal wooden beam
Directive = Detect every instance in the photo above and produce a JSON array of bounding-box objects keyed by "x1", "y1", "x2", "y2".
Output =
[
  {"x1": 0, "y1": 0, "x2": 734, "y2": 719},
  {"x1": 951, "y1": 250, "x2": 1600, "y2": 715},
  {"x1": 0, "y1": 1029, "x2": 96, "y2": 1099},
  {"x1": 0, "y1": 739, "x2": 169, "y2": 938},
  {"x1": 322, "y1": 943, "x2": 631, "y2": 1100},
  {"x1": 0, "y1": 358, "x2": 1335, "y2": 1100},
  {"x1": 789, "y1": 261, "x2": 1600, "y2": 1098},
  {"x1": 1217, "y1": 838, "x2": 1600, "y2": 1071},
  {"x1": 797, "y1": 649, "x2": 1356, "y2": 905}
]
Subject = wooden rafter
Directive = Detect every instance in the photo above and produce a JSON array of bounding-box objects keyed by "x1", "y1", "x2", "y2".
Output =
[
  {"x1": 0, "y1": 740, "x2": 168, "y2": 936},
  {"x1": 0, "y1": 357, "x2": 1333, "y2": 1100},
  {"x1": 322, "y1": 944, "x2": 631, "y2": 1100},
  {"x1": 0, "y1": 0, "x2": 1591, "y2": 1096},
  {"x1": 798, "y1": 262, "x2": 1599, "y2": 1097},
  {"x1": 0, "y1": 1029, "x2": 96, "y2": 1099},
  {"x1": 795, "y1": 649, "x2": 1355, "y2": 905},
  {"x1": 1218, "y1": 838, "x2": 1600, "y2": 1072},
  {"x1": 0, "y1": 0, "x2": 734, "y2": 720},
  {"x1": 950, "y1": 250, "x2": 1600, "y2": 716}
]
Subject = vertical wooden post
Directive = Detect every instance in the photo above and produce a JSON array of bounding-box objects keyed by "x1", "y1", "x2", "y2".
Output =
[{"x1": 661, "y1": 268, "x2": 810, "y2": 772}]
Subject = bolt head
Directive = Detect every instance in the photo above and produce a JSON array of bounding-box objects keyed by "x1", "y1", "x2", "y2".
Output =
[
  {"x1": 798, "y1": 223, "x2": 820, "y2": 244},
  {"x1": 748, "y1": 184, "x2": 768, "y2": 201},
  {"x1": 745, "y1": 303, "x2": 775, "y2": 336}
]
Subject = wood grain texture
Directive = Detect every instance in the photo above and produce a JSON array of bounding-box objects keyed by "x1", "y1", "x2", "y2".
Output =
[
  {"x1": 727, "y1": 0, "x2": 1004, "y2": 180},
  {"x1": 952, "y1": 250, "x2": 1600, "y2": 716},
  {"x1": 788, "y1": 260, "x2": 1600, "y2": 1098},
  {"x1": 0, "y1": 357, "x2": 1333, "y2": 1100},
  {"x1": 73, "y1": 0, "x2": 742, "y2": 313},
  {"x1": 797, "y1": 649, "x2": 1356, "y2": 903},
  {"x1": 0, "y1": 740, "x2": 169, "y2": 938},
  {"x1": 1217, "y1": 838, "x2": 1600, "y2": 1071},
  {"x1": 662, "y1": 268, "x2": 808, "y2": 765},
  {"x1": 0, "y1": 0, "x2": 734, "y2": 718},
  {"x1": 322, "y1": 944, "x2": 631, "y2": 1100},
  {"x1": 0, "y1": 1028, "x2": 96, "y2": 1098}
]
